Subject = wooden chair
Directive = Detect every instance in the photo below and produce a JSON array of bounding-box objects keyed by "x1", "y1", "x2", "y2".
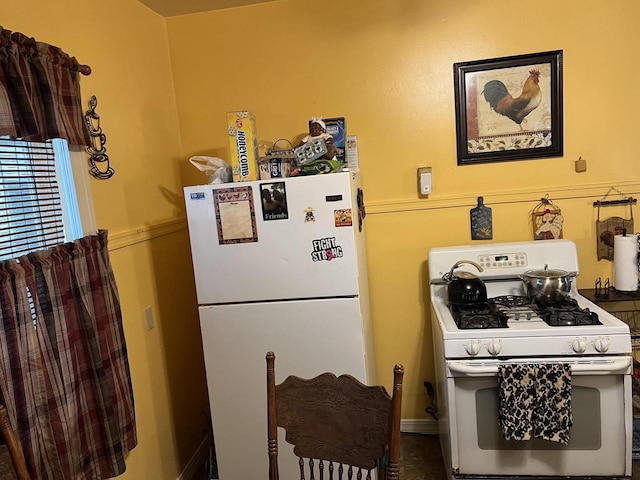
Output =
[
  {"x1": 0, "y1": 404, "x2": 30, "y2": 480},
  {"x1": 266, "y1": 351, "x2": 404, "y2": 480}
]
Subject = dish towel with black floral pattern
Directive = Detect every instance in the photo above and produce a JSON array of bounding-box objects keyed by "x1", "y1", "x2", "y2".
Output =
[{"x1": 497, "y1": 363, "x2": 572, "y2": 444}]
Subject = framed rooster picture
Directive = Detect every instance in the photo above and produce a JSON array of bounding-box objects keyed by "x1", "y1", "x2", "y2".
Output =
[{"x1": 454, "y1": 50, "x2": 563, "y2": 165}]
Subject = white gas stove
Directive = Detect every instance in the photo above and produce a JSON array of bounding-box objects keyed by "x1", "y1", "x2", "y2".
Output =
[
  {"x1": 428, "y1": 239, "x2": 633, "y2": 479},
  {"x1": 429, "y1": 239, "x2": 632, "y2": 359}
]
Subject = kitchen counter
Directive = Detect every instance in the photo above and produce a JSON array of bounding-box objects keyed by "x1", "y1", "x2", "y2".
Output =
[{"x1": 580, "y1": 288, "x2": 640, "y2": 304}]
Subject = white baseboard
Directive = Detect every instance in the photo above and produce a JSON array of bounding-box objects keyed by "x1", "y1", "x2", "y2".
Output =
[
  {"x1": 177, "y1": 435, "x2": 211, "y2": 480},
  {"x1": 400, "y1": 418, "x2": 439, "y2": 435}
]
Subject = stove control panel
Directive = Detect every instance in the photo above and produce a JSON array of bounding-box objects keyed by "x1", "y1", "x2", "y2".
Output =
[
  {"x1": 463, "y1": 339, "x2": 503, "y2": 357},
  {"x1": 447, "y1": 334, "x2": 629, "y2": 359},
  {"x1": 477, "y1": 252, "x2": 527, "y2": 269},
  {"x1": 569, "y1": 337, "x2": 611, "y2": 354}
]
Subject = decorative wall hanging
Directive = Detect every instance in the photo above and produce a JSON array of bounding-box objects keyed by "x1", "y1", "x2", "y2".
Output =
[
  {"x1": 470, "y1": 196, "x2": 493, "y2": 240},
  {"x1": 594, "y1": 187, "x2": 636, "y2": 260},
  {"x1": 85, "y1": 95, "x2": 114, "y2": 179},
  {"x1": 454, "y1": 50, "x2": 563, "y2": 165},
  {"x1": 531, "y1": 195, "x2": 563, "y2": 240}
]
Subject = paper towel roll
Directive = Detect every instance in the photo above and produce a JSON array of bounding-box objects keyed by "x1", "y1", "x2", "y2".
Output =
[{"x1": 613, "y1": 234, "x2": 639, "y2": 292}]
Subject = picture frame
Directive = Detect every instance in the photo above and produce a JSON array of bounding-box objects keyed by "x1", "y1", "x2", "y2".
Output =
[{"x1": 454, "y1": 50, "x2": 563, "y2": 165}]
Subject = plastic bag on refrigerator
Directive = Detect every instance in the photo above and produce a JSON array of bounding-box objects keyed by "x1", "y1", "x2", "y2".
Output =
[{"x1": 189, "y1": 156, "x2": 232, "y2": 184}]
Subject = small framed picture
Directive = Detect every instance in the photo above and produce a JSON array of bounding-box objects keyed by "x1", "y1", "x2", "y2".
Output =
[
  {"x1": 260, "y1": 182, "x2": 288, "y2": 221},
  {"x1": 454, "y1": 50, "x2": 563, "y2": 165}
]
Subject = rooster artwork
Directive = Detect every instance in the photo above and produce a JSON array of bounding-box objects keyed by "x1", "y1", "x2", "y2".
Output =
[{"x1": 482, "y1": 69, "x2": 542, "y2": 130}]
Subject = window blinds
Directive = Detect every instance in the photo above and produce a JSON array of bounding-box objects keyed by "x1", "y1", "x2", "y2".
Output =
[{"x1": 0, "y1": 138, "x2": 64, "y2": 261}]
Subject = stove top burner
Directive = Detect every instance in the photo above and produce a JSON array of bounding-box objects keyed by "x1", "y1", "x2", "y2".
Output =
[
  {"x1": 449, "y1": 302, "x2": 508, "y2": 329},
  {"x1": 536, "y1": 298, "x2": 602, "y2": 326},
  {"x1": 448, "y1": 295, "x2": 602, "y2": 329}
]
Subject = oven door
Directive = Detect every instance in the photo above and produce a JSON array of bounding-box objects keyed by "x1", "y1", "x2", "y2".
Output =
[{"x1": 446, "y1": 356, "x2": 633, "y2": 478}]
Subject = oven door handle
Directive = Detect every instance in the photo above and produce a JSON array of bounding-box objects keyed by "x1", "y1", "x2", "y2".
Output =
[{"x1": 448, "y1": 358, "x2": 632, "y2": 377}]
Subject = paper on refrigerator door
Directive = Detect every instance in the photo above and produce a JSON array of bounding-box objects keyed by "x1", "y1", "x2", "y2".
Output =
[{"x1": 213, "y1": 185, "x2": 258, "y2": 244}]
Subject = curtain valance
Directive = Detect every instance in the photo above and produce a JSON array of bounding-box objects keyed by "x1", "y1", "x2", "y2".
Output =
[{"x1": 0, "y1": 27, "x2": 92, "y2": 146}]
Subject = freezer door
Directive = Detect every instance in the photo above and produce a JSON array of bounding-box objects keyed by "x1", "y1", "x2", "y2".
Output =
[
  {"x1": 184, "y1": 171, "x2": 368, "y2": 304},
  {"x1": 199, "y1": 298, "x2": 375, "y2": 480}
]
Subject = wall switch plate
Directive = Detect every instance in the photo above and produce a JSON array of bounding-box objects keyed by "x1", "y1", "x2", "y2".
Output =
[{"x1": 418, "y1": 167, "x2": 432, "y2": 195}]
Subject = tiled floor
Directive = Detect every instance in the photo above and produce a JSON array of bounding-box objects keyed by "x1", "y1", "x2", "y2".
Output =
[
  {"x1": 191, "y1": 432, "x2": 640, "y2": 479},
  {"x1": 190, "y1": 433, "x2": 444, "y2": 480},
  {"x1": 399, "y1": 433, "x2": 446, "y2": 480}
]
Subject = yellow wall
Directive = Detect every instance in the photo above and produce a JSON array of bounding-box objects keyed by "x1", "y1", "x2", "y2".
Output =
[
  {"x1": 166, "y1": 0, "x2": 640, "y2": 421},
  {"x1": 5, "y1": 1, "x2": 210, "y2": 478},
  {"x1": 6, "y1": 0, "x2": 640, "y2": 478}
]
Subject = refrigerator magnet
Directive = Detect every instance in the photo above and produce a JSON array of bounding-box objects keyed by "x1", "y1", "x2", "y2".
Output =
[
  {"x1": 304, "y1": 207, "x2": 316, "y2": 223},
  {"x1": 334, "y1": 209, "x2": 352, "y2": 227},
  {"x1": 260, "y1": 182, "x2": 288, "y2": 221},
  {"x1": 311, "y1": 236, "x2": 344, "y2": 262},
  {"x1": 213, "y1": 186, "x2": 258, "y2": 244}
]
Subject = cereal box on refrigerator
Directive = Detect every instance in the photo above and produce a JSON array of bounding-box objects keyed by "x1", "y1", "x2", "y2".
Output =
[{"x1": 227, "y1": 110, "x2": 259, "y2": 182}]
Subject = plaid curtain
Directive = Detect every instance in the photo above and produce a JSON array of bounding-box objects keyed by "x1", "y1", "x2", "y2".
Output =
[
  {"x1": 0, "y1": 27, "x2": 91, "y2": 146},
  {"x1": 0, "y1": 230, "x2": 137, "y2": 479}
]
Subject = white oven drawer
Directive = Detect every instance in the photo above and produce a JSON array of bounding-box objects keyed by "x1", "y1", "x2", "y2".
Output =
[{"x1": 445, "y1": 356, "x2": 633, "y2": 478}]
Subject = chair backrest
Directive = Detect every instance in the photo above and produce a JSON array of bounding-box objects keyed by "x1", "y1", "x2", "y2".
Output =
[
  {"x1": 0, "y1": 405, "x2": 30, "y2": 480},
  {"x1": 266, "y1": 351, "x2": 404, "y2": 480}
]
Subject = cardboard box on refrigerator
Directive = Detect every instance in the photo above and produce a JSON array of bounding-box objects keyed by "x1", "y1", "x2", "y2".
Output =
[{"x1": 227, "y1": 110, "x2": 259, "y2": 181}]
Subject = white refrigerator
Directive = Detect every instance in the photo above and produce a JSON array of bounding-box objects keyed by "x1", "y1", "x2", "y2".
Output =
[{"x1": 184, "y1": 171, "x2": 376, "y2": 480}]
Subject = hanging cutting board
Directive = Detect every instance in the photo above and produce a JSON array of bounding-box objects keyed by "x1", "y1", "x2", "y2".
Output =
[{"x1": 470, "y1": 196, "x2": 493, "y2": 240}]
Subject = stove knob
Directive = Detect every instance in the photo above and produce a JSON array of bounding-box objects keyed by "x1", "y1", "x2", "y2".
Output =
[
  {"x1": 465, "y1": 340, "x2": 480, "y2": 357},
  {"x1": 571, "y1": 338, "x2": 587, "y2": 354},
  {"x1": 594, "y1": 338, "x2": 610, "y2": 353},
  {"x1": 487, "y1": 340, "x2": 502, "y2": 356}
]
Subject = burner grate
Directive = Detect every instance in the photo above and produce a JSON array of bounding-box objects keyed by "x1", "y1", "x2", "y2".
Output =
[
  {"x1": 536, "y1": 297, "x2": 602, "y2": 327},
  {"x1": 490, "y1": 295, "x2": 532, "y2": 308},
  {"x1": 449, "y1": 302, "x2": 509, "y2": 329},
  {"x1": 490, "y1": 295, "x2": 539, "y2": 321},
  {"x1": 449, "y1": 295, "x2": 603, "y2": 329}
]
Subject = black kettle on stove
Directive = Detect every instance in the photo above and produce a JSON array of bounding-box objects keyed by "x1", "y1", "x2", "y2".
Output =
[{"x1": 442, "y1": 260, "x2": 487, "y2": 305}]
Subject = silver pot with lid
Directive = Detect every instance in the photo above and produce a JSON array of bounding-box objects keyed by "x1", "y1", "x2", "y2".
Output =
[{"x1": 520, "y1": 264, "x2": 578, "y2": 303}]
